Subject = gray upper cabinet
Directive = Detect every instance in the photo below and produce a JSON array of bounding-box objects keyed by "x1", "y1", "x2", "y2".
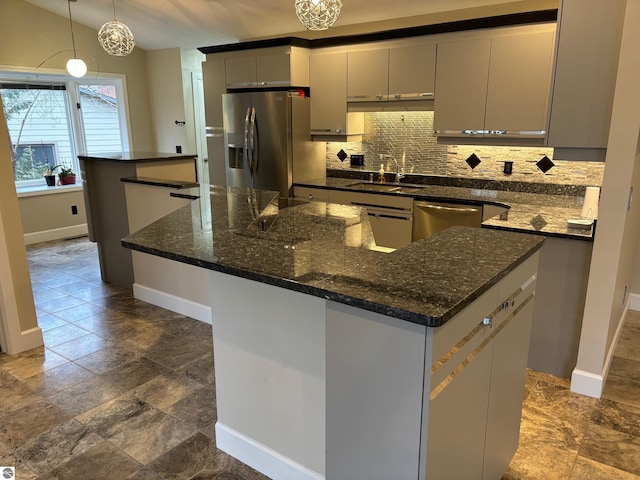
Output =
[
  {"x1": 484, "y1": 31, "x2": 555, "y2": 137},
  {"x1": 347, "y1": 49, "x2": 389, "y2": 102},
  {"x1": 434, "y1": 37, "x2": 491, "y2": 135},
  {"x1": 224, "y1": 46, "x2": 310, "y2": 89},
  {"x1": 347, "y1": 42, "x2": 436, "y2": 103},
  {"x1": 389, "y1": 43, "x2": 436, "y2": 101},
  {"x1": 310, "y1": 51, "x2": 364, "y2": 138},
  {"x1": 547, "y1": 0, "x2": 626, "y2": 151},
  {"x1": 434, "y1": 25, "x2": 556, "y2": 143}
]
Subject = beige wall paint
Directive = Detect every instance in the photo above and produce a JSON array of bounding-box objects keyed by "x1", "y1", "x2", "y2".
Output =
[
  {"x1": 146, "y1": 48, "x2": 204, "y2": 156},
  {"x1": 0, "y1": 0, "x2": 157, "y2": 242},
  {"x1": 18, "y1": 190, "x2": 87, "y2": 234},
  {"x1": 574, "y1": 0, "x2": 640, "y2": 382},
  {"x1": 0, "y1": 96, "x2": 39, "y2": 345},
  {"x1": 0, "y1": 0, "x2": 154, "y2": 152}
]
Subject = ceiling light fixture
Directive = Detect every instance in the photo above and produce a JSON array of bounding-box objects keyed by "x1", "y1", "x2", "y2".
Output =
[
  {"x1": 98, "y1": 0, "x2": 135, "y2": 56},
  {"x1": 66, "y1": 0, "x2": 87, "y2": 77},
  {"x1": 295, "y1": 0, "x2": 342, "y2": 31}
]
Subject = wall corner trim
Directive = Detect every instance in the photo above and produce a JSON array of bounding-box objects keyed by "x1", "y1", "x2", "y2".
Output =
[
  {"x1": 570, "y1": 369, "x2": 603, "y2": 398},
  {"x1": 2, "y1": 326, "x2": 43, "y2": 355}
]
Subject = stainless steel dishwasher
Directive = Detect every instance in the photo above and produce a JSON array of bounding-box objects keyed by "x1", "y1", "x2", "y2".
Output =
[{"x1": 412, "y1": 201, "x2": 482, "y2": 241}]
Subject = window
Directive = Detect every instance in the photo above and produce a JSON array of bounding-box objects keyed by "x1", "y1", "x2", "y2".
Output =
[
  {"x1": 15, "y1": 143, "x2": 57, "y2": 180},
  {"x1": 0, "y1": 73, "x2": 130, "y2": 188}
]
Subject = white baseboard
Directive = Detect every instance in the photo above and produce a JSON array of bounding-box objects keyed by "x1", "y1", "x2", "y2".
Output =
[
  {"x1": 629, "y1": 293, "x2": 640, "y2": 311},
  {"x1": 132, "y1": 283, "x2": 212, "y2": 324},
  {"x1": 571, "y1": 296, "x2": 631, "y2": 398},
  {"x1": 570, "y1": 369, "x2": 604, "y2": 398},
  {"x1": 1, "y1": 326, "x2": 44, "y2": 355},
  {"x1": 215, "y1": 423, "x2": 324, "y2": 480},
  {"x1": 24, "y1": 224, "x2": 88, "y2": 245}
]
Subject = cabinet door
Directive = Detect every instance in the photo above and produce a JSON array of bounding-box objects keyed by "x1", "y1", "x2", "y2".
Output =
[
  {"x1": 485, "y1": 31, "x2": 555, "y2": 137},
  {"x1": 434, "y1": 38, "x2": 491, "y2": 136},
  {"x1": 483, "y1": 300, "x2": 534, "y2": 480},
  {"x1": 310, "y1": 52, "x2": 348, "y2": 134},
  {"x1": 547, "y1": 0, "x2": 625, "y2": 149},
  {"x1": 389, "y1": 43, "x2": 436, "y2": 101},
  {"x1": 256, "y1": 53, "x2": 291, "y2": 87},
  {"x1": 426, "y1": 340, "x2": 493, "y2": 479},
  {"x1": 224, "y1": 56, "x2": 256, "y2": 88},
  {"x1": 347, "y1": 49, "x2": 389, "y2": 102}
]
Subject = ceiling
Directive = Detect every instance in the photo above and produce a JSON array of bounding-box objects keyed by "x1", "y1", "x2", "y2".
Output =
[{"x1": 22, "y1": 0, "x2": 549, "y2": 51}]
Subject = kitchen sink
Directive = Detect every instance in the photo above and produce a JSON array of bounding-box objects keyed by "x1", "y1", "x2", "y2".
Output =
[{"x1": 348, "y1": 182, "x2": 423, "y2": 194}]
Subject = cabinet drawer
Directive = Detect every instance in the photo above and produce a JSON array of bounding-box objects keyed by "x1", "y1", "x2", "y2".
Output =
[{"x1": 293, "y1": 186, "x2": 329, "y2": 202}]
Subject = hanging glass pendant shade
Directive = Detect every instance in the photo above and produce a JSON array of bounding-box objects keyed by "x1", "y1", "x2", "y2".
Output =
[
  {"x1": 98, "y1": 0, "x2": 135, "y2": 56},
  {"x1": 295, "y1": 0, "x2": 342, "y2": 31},
  {"x1": 66, "y1": 0, "x2": 87, "y2": 77}
]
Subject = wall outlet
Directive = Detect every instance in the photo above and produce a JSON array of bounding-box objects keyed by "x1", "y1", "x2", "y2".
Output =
[
  {"x1": 71, "y1": 205, "x2": 78, "y2": 215},
  {"x1": 176, "y1": 145, "x2": 182, "y2": 154}
]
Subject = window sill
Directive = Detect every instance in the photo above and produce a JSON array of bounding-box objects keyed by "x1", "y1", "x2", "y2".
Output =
[{"x1": 16, "y1": 183, "x2": 83, "y2": 198}]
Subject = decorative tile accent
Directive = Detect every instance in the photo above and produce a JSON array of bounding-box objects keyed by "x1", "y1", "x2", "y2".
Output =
[
  {"x1": 530, "y1": 214, "x2": 548, "y2": 231},
  {"x1": 466, "y1": 153, "x2": 481, "y2": 169},
  {"x1": 336, "y1": 149, "x2": 348, "y2": 162},
  {"x1": 536, "y1": 155, "x2": 555, "y2": 173}
]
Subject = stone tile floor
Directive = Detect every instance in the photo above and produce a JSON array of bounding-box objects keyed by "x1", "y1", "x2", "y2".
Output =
[{"x1": 0, "y1": 236, "x2": 638, "y2": 479}]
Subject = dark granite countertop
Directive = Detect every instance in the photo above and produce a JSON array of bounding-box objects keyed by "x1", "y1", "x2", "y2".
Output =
[
  {"x1": 122, "y1": 185, "x2": 545, "y2": 327},
  {"x1": 121, "y1": 176, "x2": 199, "y2": 189},
  {"x1": 296, "y1": 175, "x2": 595, "y2": 241},
  {"x1": 78, "y1": 152, "x2": 197, "y2": 163}
]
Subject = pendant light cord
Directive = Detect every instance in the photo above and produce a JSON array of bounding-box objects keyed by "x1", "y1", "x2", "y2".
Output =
[
  {"x1": 67, "y1": 0, "x2": 78, "y2": 58},
  {"x1": 112, "y1": 0, "x2": 117, "y2": 19}
]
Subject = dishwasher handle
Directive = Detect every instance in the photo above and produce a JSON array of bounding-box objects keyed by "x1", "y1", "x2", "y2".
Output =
[{"x1": 415, "y1": 202, "x2": 481, "y2": 214}]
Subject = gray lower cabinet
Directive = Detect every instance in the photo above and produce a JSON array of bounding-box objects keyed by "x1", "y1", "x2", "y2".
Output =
[{"x1": 424, "y1": 254, "x2": 537, "y2": 479}]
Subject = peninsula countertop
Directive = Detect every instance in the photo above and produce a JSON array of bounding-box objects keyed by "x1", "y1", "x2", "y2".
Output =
[
  {"x1": 296, "y1": 174, "x2": 595, "y2": 241},
  {"x1": 122, "y1": 185, "x2": 544, "y2": 327},
  {"x1": 78, "y1": 151, "x2": 197, "y2": 163}
]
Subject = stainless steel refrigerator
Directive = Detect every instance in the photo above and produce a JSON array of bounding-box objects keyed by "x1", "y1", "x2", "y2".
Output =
[{"x1": 222, "y1": 91, "x2": 324, "y2": 202}]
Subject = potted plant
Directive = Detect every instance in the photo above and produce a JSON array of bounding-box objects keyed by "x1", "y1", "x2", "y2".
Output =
[
  {"x1": 43, "y1": 164, "x2": 57, "y2": 186},
  {"x1": 56, "y1": 164, "x2": 76, "y2": 185}
]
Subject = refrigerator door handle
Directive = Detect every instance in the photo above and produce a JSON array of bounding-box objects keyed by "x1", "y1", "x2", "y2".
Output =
[
  {"x1": 251, "y1": 107, "x2": 258, "y2": 174},
  {"x1": 244, "y1": 107, "x2": 251, "y2": 172},
  {"x1": 248, "y1": 107, "x2": 256, "y2": 174}
]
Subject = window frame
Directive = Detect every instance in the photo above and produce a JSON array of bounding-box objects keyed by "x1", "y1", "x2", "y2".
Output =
[{"x1": 0, "y1": 68, "x2": 132, "y2": 190}]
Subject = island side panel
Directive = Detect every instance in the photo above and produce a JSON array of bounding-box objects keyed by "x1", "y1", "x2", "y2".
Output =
[
  {"x1": 528, "y1": 237, "x2": 592, "y2": 378},
  {"x1": 80, "y1": 158, "x2": 136, "y2": 287},
  {"x1": 325, "y1": 301, "x2": 426, "y2": 480},
  {"x1": 210, "y1": 271, "x2": 326, "y2": 480}
]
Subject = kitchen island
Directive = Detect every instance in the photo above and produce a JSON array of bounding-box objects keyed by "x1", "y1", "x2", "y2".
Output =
[
  {"x1": 122, "y1": 185, "x2": 544, "y2": 480},
  {"x1": 79, "y1": 151, "x2": 198, "y2": 288}
]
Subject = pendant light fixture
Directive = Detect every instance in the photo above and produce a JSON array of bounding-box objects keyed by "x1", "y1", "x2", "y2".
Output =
[
  {"x1": 295, "y1": 0, "x2": 342, "y2": 31},
  {"x1": 98, "y1": 0, "x2": 135, "y2": 56},
  {"x1": 66, "y1": 0, "x2": 87, "y2": 77}
]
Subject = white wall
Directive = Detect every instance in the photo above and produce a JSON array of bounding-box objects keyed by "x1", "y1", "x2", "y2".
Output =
[{"x1": 572, "y1": 0, "x2": 640, "y2": 398}]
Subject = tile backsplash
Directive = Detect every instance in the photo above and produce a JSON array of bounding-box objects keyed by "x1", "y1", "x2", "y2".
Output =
[{"x1": 326, "y1": 111, "x2": 604, "y2": 187}]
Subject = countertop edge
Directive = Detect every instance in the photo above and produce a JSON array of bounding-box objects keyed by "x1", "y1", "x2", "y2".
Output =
[{"x1": 122, "y1": 232, "x2": 545, "y2": 328}]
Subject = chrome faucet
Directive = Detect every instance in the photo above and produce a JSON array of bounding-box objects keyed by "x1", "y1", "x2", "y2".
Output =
[{"x1": 379, "y1": 154, "x2": 405, "y2": 184}]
